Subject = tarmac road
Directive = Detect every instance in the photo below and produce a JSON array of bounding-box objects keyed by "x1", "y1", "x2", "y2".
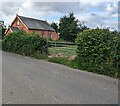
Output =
[{"x1": 2, "y1": 51, "x2": 118, "y2": 104}]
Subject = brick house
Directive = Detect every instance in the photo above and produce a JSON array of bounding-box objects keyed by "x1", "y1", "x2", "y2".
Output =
[{"x1": 5, "y1": 14, "x2": 59, "y2": 40}]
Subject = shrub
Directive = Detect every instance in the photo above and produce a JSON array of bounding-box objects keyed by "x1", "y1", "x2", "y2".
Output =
[
  {"x1": 2, "y1": 31, "x2": 48, "y2": 58},
  {"x1": 76, "y1": 28, "x2": 120, "y2": 78}
]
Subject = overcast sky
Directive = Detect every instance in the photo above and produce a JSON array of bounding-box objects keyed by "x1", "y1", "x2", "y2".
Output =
[{"x1": 0, "y1": 1, "x2": 118, "y2": 30}]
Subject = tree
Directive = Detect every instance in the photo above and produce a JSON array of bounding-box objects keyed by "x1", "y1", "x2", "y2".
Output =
[
  {"x1": 59, "y1": 13, "x2": 79, "y2": 42},
  {"x1": 0, "y1": 21, "x2": 6, "y2": 39},
  {"x1": 59, "y1": 13, "x2": 89, "y2": 42},
  {"x1": 77, "y1": 20, "x2": 89, "y2": 32},
  {"x1": 51, "y1": 22, "x2": 58, "y2": 33}
]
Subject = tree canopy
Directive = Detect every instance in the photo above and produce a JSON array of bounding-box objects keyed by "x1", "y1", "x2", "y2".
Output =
[
  {"x1": 59, "y1": 13, "x2": 78, "y2": 42},
  {"x1": 0, "y1": 21, "x2": 6, "y2": 39},
  {"x1": 58, "y1": 13, "x2": 88, "y2": 42},
  {"x1": 51, "y1": 22, "x2": 58, "y2": 33}
]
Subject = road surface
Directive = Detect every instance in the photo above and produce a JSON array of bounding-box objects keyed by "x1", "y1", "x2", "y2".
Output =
[{"x1": 2, "y1": 51, "x2": 118, "y2": 104}]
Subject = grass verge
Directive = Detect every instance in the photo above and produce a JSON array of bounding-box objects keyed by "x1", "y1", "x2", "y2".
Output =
[
  {"x1": 48, "y1": 57, "x2": 119, "y2": 79},
  {"x1": 48, "y1": 57, "x2": 79, "y2": 69}
]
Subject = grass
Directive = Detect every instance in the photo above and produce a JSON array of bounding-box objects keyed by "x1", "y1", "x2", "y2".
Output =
[
  {"x1": 48, "y1": 57, "x2": 119, "y2": 79},
  {"x1": 48, "y1": 46, "x2": 78, "y2": 69},
  {"x1": 48, "y1": 57, "x2": 79, "y2": 69},
  {"x1": 48, "y1": 46, "x2": 77, "y2": 57}
]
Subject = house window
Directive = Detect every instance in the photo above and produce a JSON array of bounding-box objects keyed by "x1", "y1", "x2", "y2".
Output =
[{"x1": 16, "y1": 20, "x2": 20, "y2": 26}]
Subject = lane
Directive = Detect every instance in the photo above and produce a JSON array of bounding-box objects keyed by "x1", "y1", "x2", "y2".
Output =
[{"x1": 2, "y1": 51, "x2": 118, "y2": 104}]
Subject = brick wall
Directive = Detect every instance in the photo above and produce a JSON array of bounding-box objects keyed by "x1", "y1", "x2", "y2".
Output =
[
  {"x1": 28, "y1": 29, "x2": 59, "y2": 41},
  {"x1": 7, "y1": 16, "x2": 59, "y2": 41},
  {"x1": 12, "y1": 17, "x2": 28, "y2": 32}
]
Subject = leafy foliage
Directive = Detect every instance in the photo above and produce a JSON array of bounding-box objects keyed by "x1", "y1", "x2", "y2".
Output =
[
  {"x1": 51, "y1": 22, "x2": 58, "y2": 33},
  {"x1": 76, "y1": 28, "x2": 120, "y2": 78},
  {"x1": 59, "y1": 13, "x2": 79, "y2": 42},
  {"x1": 48, "y1": 57, "x2": 79, "y2": 69},
  {"x1": 0, "y1": 20, "x2": 6, "y2": 39},
  {"x1": 2, "y1": 31, "x2": 48, "y2": 58},
  {"x1": 59, "y1": 13, "x2": 88, "y2": 42},
  {"x1": 2, "y1": 28, "x2": 6, "y2": 35}
]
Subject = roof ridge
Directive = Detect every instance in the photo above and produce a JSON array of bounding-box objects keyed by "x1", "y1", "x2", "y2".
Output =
[{"x1": 17, "y1": 15, "x2": 46, "y2": 22}]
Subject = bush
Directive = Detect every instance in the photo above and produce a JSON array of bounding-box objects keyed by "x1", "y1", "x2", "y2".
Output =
[
  {"x1": 76, "y1": 28, "x2": 120, "y2": 78},
  {"x1": 2, "y1": 31, "x2": 48, "y2": 58}
]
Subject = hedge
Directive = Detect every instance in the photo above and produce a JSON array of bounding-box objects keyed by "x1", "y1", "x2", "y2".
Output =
[
  {"x1": 2, "y1": 31, "x2": 48, "y2": 58},
  {"x1": 76, "y1": 28, "x2": 120, "y2": 78}
]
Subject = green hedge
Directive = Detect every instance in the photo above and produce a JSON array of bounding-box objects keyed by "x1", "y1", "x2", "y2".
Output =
[
  {"x1": 76, "y1": 28, "x2": 120, "y2": 78},
  {"x1": 2, "y1": 31, "x2": 48, "y2": 58}
]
